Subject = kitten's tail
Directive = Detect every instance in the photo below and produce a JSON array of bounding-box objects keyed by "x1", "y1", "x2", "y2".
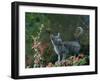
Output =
[{"x1": 74, "y1": 27, "x2": 83, "y2": 38}]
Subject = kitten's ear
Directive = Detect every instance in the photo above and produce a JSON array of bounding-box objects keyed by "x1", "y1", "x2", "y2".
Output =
[{"x1": 58, "y1": 33, "x2": 60, "y2": 37}]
